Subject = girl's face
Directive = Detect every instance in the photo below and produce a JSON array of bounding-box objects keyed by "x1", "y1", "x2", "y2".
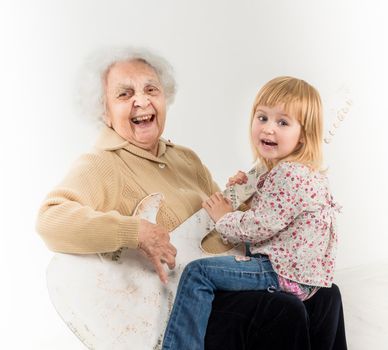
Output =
[{"x1": 251, "y1": 104, "x2": 303, "y2": 165}]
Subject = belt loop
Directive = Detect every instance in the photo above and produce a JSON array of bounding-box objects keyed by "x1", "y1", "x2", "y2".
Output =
[{"x1": 267, "y1": 286, "x2": 278, "y2": 293}]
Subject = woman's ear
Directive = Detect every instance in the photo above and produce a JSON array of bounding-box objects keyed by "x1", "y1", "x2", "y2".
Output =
[
  {"x1": 102, "y1": 100, "x2": 112, "y2": 127},
  {"x1": 105, "y1": 116, "x2": 112, "y2": 128},
  {"x1": 103, "y1": 114, "x2": 112, "y2": 127}
]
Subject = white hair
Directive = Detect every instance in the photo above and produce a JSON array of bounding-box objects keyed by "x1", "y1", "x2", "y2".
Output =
[{"x1": 76, "y1": 47, "x2": 176, "y2": 123}]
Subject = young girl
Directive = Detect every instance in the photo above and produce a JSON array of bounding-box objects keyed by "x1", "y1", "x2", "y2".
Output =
[{"x1": 162, "y1": 76, "x2": 340, "y2": 350}]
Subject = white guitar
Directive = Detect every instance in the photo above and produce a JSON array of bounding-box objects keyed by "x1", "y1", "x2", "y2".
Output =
[{"x1": 47, "y1": 168, "x2": 258, "y2": 349}]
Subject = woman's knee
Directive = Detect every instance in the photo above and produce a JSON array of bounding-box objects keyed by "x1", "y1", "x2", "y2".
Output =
[
  {"x1": 278, "y1": 293, "x2": 308, "y2": 322},
  {"x1": 245, "y1": 292, "x2": 310, "y2": 349},
  {"x1": 252, "y1": 292, "x2": 308, "y2": 328},
  {"x1": 305, "y1": 283, "x2": 342, "y2": 313},
  {"x1": 320, "y1": 283, "x2": 342, "y2": 305}
]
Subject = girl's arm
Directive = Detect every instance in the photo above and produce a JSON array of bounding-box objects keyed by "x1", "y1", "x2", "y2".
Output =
[{"x1": 215, "y1": 163, "x2": 319, "y2": 244}]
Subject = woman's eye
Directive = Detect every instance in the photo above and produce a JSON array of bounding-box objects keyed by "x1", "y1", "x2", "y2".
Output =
[
  {"x1": 117, "y1": 91, "x2": 133, "y2": 99},
  {"x1": 146, "y1": 86, "x2": 159, "y2": 95}
]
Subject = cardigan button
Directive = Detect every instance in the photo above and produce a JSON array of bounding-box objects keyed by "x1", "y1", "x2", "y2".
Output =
[{"x1": 158, "y1": 163, "x2": 165, "y2": 169}]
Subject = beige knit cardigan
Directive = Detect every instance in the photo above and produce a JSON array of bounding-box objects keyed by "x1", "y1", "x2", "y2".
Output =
[{"x1": 36, "y1": 126, "x2": 223, "y2": 254}]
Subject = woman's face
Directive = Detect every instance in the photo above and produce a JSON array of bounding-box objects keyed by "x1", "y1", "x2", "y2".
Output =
[{"x1": 104, "y1": 60, "x2": 167, "y2": 155}]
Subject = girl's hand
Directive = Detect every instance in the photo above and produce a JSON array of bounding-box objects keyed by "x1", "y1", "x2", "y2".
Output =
[
  {"x1": 202, "y1": 192, "x2": 233, "y2": 222},
  {"x1": 226, "y1": 171, "x2": 248, "y2": 187}
]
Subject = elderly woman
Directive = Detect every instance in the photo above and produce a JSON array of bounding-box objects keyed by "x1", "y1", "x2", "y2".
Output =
[{"x1": 37, "y1": 47, "x2": 347, "y2": 349}]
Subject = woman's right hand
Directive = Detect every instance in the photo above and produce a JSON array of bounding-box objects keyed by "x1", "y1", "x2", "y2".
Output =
[
  {"x1": 226, "y1": 171, "x2": 248, "y2": 187},
  {"x1": 138, "y1": 219, "x2": 177, "y2": 284}
]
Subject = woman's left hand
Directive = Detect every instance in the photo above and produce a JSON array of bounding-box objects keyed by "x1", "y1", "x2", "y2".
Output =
[{"x1": 202, "y1": 192, "x2": 233, "y2": 222}]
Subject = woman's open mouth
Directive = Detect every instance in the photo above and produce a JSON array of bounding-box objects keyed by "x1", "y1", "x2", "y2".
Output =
[{"x1": 131, "y1": 114, "x2": 156, "y2": 125}]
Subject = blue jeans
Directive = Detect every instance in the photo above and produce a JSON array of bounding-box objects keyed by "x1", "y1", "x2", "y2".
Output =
[{"x1": 162, "y1": 255, "x2": 279, "y2": 350}]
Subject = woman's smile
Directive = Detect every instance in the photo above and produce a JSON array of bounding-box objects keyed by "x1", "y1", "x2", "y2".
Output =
[{"x1": 131, "y1": 113, "x2": 156, "y2": 125}]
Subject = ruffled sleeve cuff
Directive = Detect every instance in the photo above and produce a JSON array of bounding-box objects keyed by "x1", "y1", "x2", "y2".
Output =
[{"x1": 215, "y1": 211, "x2": 245, "y2": 244}]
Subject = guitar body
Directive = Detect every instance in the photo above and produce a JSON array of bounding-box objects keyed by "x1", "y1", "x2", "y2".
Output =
[{"x1": 47, "y1": 169, "x2": 258, "y2": 349}]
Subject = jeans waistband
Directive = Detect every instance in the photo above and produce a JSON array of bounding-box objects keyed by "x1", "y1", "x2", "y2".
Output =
[{"x1": 245, "y1": 243, "x2": 268, "y2": 259}]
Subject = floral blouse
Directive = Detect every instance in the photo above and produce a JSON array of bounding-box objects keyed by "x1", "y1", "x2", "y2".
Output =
[{"x1": 216, "y1": 162, "x2": 340, "y2": 287}]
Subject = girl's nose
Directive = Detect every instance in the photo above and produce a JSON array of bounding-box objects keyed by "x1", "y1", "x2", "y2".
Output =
[{"x1": 263, "y1": 126, "x2": 274, "y2": 135}]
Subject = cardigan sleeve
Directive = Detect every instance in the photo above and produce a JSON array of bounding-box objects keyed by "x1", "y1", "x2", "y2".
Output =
[
  {"x1": 215, "y1": 162, "x2": 318, "y2": 245},
  {"x1": 36, "y1": 152, "x2": 140, "y2": 254}
]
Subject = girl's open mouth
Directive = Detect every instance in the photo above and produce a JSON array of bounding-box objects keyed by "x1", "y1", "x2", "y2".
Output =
[{"x1": 261, "y1": 139, "x2": 277, "y2": 147}]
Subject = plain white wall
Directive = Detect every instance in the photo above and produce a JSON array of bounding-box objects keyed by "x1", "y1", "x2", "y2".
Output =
[{"x1": 1, "y1": 0, "x2": 387, "y2": 348}]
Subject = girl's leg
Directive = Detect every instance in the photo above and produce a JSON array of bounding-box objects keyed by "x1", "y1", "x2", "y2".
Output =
[{"x1": 162, "y1": 255, "x2": 279, "y2": 350}]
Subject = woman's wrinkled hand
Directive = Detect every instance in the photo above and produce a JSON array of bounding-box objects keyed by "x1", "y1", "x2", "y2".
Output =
[
  {"x1": 202, "y1": 192, "x2": 233, "y2": 222},
  {"x1": 226, "y1": 171, "x2": 248, "y2": 187},
  {"x1": 137, "y1": 219, "x2": 177, "y2": 284}
]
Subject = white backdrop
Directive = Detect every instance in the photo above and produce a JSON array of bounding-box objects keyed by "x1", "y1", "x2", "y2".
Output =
[{"x1": 1, "y1": 0, "x2": 387, "y2": 348}]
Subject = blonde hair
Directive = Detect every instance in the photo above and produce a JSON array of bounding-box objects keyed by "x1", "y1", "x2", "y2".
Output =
[{"x1": 249, "y1": 76, "x2": 323, "y2": 171}]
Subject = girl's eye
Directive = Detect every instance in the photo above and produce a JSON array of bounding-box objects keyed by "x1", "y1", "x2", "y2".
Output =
[
  {"x1": 278, "y1": 119, "x2": 289, "y2": 126},
  {"x1": 257, "y1": 114, "x2": 267, "y2": 122}
]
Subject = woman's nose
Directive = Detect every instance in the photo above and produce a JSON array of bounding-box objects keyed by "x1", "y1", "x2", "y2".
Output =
[{"x1": 133, "y1": 94, "x2": 150, "y2": 108}]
